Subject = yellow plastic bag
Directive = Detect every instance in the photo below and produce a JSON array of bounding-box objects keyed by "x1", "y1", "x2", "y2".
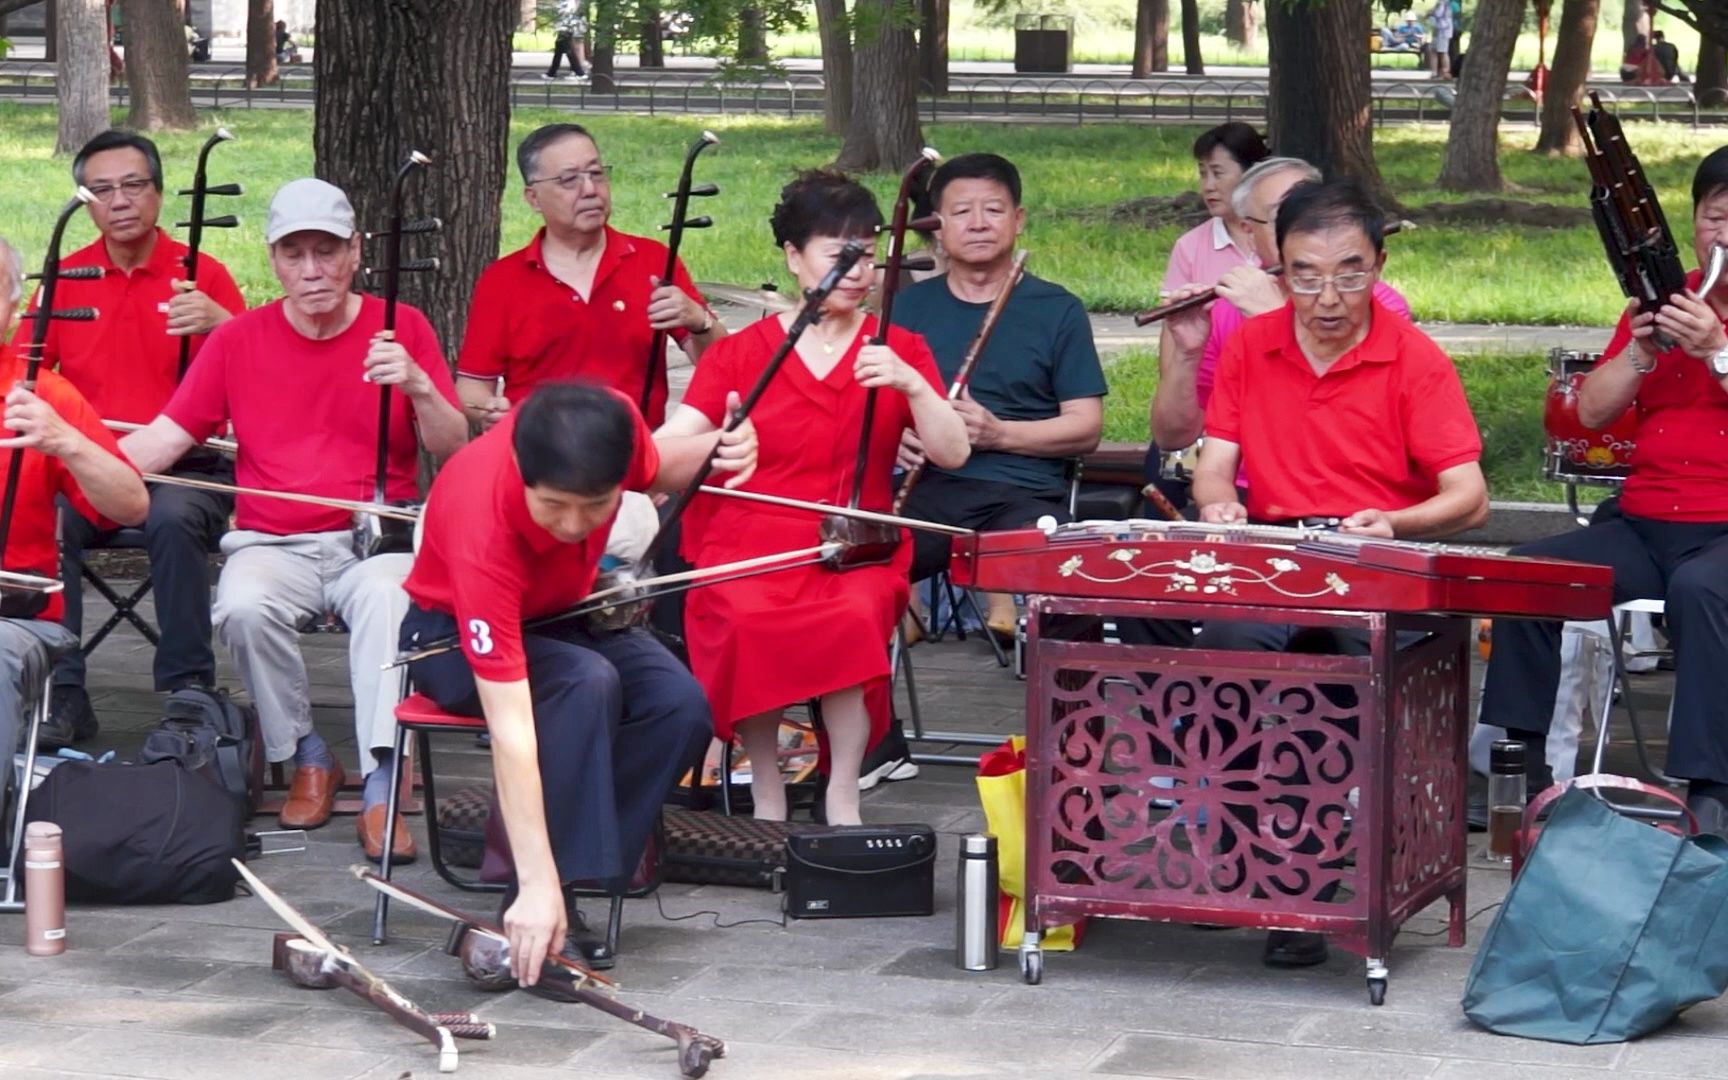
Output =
[{"x1": 976, "y1": 735, "x2": 1083, "y2": 951}]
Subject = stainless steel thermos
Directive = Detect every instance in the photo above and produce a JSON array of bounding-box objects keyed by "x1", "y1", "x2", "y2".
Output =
[{"x1": 956, "y1": 832, "x2": 999, "y2": 971}]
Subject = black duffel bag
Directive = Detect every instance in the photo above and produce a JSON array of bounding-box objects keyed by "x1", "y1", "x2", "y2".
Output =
[{"x1": 23, "y1": 760, "x2": 244, "y2": 904}]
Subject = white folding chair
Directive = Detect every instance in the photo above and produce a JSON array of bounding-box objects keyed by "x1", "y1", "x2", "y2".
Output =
[{"x1": 0, "y1": 669, "x2": 54, "y2": 913}]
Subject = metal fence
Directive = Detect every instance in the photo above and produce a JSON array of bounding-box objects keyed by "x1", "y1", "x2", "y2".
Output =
[{"x1": 1, "y1": 63, "x2": 1722, "y2": 128}]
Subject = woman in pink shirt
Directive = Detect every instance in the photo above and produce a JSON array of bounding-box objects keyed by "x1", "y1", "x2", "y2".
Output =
[{"x1": 1160, "y1": 123, "x2": 1270, "y2": 297}]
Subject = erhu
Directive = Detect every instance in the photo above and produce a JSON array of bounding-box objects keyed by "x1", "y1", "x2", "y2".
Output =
[
  {"x1": 354, "y1": 150, "x2": 439, "y2": 559},
  {"x1": 174, "y1": 127, "x2": 242, "y2": 381},
  {"x1": 822, "y1": 147, "x2": 941, "y2": 570},
  {"x1": 640, "y1": 130, "x2": 719, "y2": 418},
  {"x1": 0, "y1": 188, "x2": 98, "y2": 619}
]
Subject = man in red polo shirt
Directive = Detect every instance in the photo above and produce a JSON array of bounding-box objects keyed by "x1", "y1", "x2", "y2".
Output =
[
  {"x1": 1190, "y1": 179, "x2": 1487, "y2": 970},
  {"x1": 456, "y1": 122, "x2": 725, "y2": 430},
  {"x1": 121, "y1": 178, "x2": 468, "y2": 861},
  {"x1": 1482, "y1": 147, "x2": 1728, "y2": 836},
  {"x1": 0, "y1": 233, "x2": 148, "y2": 785},
  {"x1": 402, "y1": 381, "x2": 755, "y2": 979},
  {"x1": 39, "y1": 131, "x2": 246, "y2": 744}
]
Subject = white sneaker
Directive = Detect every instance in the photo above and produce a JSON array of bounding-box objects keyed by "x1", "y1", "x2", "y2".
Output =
[{"x1": 857, "y1": 729, "x2": 919, "y2": 790}]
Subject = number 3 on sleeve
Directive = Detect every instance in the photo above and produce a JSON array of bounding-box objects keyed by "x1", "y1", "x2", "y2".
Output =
[{"x1": 467, "y1": 618, "x2": 493, "y2": 655}]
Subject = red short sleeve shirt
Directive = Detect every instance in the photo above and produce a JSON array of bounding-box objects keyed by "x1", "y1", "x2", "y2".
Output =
[
  {"x1": 34, "y1": 230, "x2": 246, "y2": 423},
  {"x1": 1596, "y1": 270, "x2": 1728, "y2": 521},
  {"x1": 163, "y1": 295, "x2": 459, "y2": 535},
  {"x1": 456, "y1": 226, "x2": 704, "y2": 427},
  {"x1": 1204, "y1": 301, "x2": 1482, "y2": 521},
  {"x1": 0, "y1": 345, "x2": 138, "y2": 621},
  {"x1": 403, "y1": 394, "x2": 659, "y2": 681}
]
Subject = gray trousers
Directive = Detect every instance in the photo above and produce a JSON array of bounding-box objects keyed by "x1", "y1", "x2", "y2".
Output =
[
  {"x1": 0, "y1": 619, "x2": 77, "y2": 759},
  {"x1": 211, "y1": 530, "x2": 410, "y2": 775}
]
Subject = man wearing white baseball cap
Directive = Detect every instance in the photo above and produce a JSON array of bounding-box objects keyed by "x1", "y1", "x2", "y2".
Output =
[{"x1": 121, "y1": 178, "x2": 468, "y2": 860}]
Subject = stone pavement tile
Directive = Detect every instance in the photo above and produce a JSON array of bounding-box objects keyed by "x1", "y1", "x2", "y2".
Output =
[
  {"x1": 1430, "y1": 1064, "x2": 1672, "y2": 1080},
  {"x1": 256, "y1": 1008, "x2": 604, "y2": 1067},
  {"x1": 20, "y1": 1028, "x2": 386, "y2": 1080},
  {"x1": 0, "y1": 950, "x2": 227, "y2": 993},
  {"x1": 881, "y1": 944, "x2": 1194, "y2": 994},
  {"x1": 182, "y1": 960, "x2": 497, "y2": 1017},
  {"x1": 0, "y1": 908, "x2": 162, "y2": 951},
  {"x1": 564, "y1": 1032, "x2": 984, "y2": 1080},
  {"x1": 0, "y1": 1019, "x2": 82, "y2": 1066},
  {"x1": 776, "y1": 1007, "x2": 1115, "y2": 1070},
  {"x1": 0, "y1": 983, "x2": 312, "y2": 1040},
  {"x1": 1662, "y1": 997, "x2": 1728, "y2": 1039},
  {"x1": 678, "y1": 963, "x2": 1009, "y2": 1018},
  {"x1": 110, "y1": 920, "x2": 382, "y2": 967},
  {"x1": 1088, "y1": 1033, "x2": 1442, "y2": 1079},
  {"x1": 624, "y1": 916, "x2": 932, "y2": 970},
  {"x1": 388, "y1": 949, "x2": 709, "y2": 996},
  {"x1": 349, "y1": 1063, "x2": 613, "y2": 1080},
  {"x1": 980, "y1": 985, "x2": 1315, "y2": 1045},
  {"x1": 1292, "y1": 1008, "x2": 1625, "y2": 1069},
  {"x1": 1621, "y1": 1033, "x2": 1728, "y2": 1075}
]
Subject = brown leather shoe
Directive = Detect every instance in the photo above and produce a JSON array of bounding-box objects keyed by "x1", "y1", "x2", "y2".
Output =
[
  {"x1": 356, "y1": 804, "x2": 418, "y2": 864},
  {"x1": 278, "y1": 761, "x2": 346, "y2": 829}
]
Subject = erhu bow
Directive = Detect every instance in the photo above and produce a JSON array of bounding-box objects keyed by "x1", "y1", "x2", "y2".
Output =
[
  {"x1": 174, "y1": 127, "x2": 241, "y2": 380},
  {"x1": 826, "y1": 147, "x2": 941, "y2": 569},
  {"x1": 890, "y1": 249, "x2": 1027, "y2": 515},
  {"x1": 0, "y1": 188, "x2": 97, "y2": 617},
  {"x1": 641, "y1": 130, "x2": 719, "y2": 416},
  {"x1": 355, "y1": 150, "x2": 439, "y2": 559},
  {"x1": 389, "y1": 240, "x2": 872, "y2": 662},
  {"x1": 1573, "y1": 92, "x2": 1688, "y2": 350},
  {"x1": 1133, "y1": 221, "x2": 1415, "y2": 326}
]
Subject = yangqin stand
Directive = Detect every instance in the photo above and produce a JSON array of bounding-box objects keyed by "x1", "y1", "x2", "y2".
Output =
[{"x1": 950, "y1": 519, "x2": 1612, "y2": 1004}]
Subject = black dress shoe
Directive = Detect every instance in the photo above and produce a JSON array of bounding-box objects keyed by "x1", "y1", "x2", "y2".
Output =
[
  {"x1": 1263, "y1": 929, "x2": 1329, "y2": 967},
  {"x1": 1686, "y1": 788, "x2": 1728, "y2": 840},
  {"x1": 496, "y1": 886, "x2": 617, "y2": 973}
]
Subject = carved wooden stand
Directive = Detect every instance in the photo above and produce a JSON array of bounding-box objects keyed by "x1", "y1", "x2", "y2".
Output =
[{"x1": 1018, "y1": 595, "x2": 1470, "y2": 1005}]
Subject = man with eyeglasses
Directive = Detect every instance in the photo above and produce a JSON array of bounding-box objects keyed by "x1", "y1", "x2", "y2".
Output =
[
  {"x1": 456, "y1": 122, "x2": 725, "y2": 431},
  {"x1": 1151, "y1": 157, "x2": 1412, "y2": 455},
  {"x1": 33, "y1": 130, "x2": 246, "y2": 746},
  {"x1": 1185, "y1": 179, "x2": 1485, "y2": 971},
  {"x1": 120, "y1": 179, "x2": 468, "y2": 860}
]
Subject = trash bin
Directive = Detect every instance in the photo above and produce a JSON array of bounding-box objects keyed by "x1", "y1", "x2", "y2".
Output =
[{"x1": 1013, "y1": 14, "x2": 1072, "y2": 74}]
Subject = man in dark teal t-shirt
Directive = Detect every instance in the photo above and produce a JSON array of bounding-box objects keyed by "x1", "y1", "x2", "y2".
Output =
[{"x1": 890, "y1": 153, "x2": 1108, "y2": 594}]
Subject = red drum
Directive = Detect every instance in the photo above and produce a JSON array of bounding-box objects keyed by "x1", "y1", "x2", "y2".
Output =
[{"x1": 1543, "y1": 348, "x2": 1637, "y2": 485}]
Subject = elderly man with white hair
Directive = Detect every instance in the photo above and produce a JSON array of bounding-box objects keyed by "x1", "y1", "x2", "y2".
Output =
[
  {"x1": 1148, "y1": 156, "x2": 1413, "y2": 453},
  {"x1": 0, "y1": 234, "x2": 149, "y2": 777},
  {"x1": 119, "y1": 180, "x2": 468, "y2": 860}
]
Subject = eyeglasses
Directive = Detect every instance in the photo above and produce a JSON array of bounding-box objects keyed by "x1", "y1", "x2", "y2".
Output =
[
  {"x1": 528, "y1": 167, "x2": 613, "y2": 191},
  {"x1": 84, "y1": 178, "x2": 156, "y2": 204},
  {"x1": 1287, "y1": 271, "x2": 1374, "y2": 295}
]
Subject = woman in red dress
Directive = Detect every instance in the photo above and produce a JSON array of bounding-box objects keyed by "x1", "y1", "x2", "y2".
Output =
[{"x1": 659, "y1": 170, "x2": 969, "y2": 824}]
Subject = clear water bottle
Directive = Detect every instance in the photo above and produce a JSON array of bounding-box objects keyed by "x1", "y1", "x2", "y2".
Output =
[{"x1": 1486, "y1": 739, "x2": 1527, "y2": 865}]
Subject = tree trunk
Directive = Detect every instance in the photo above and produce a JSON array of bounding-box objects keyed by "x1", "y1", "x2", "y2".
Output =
[
  {"x1": 590, "y1": 0, "x2": 619, "y2": 90},
  {"x1": 44, "y1": 0, "x2": 57, "y2": 62},
  {"x1": 1437, "y1": 0, "x2": 1525, "y2": 190},
  {"x1": 638, "y1": 4, "x2": 663, "y2": 68},
  {"x1": 246, "y1": 0, "x2": 277, "y2": 87},
  {"x1": 1133, "y1": 0, "x2": 1170, "y2": 75},
  {"x1": 55, "y1": 0, "x2": 107, "y2": 156},
  {"x1": 1180, "y1": 0, "x2": 1204, "y2": 73},
  {"x1": 833, "y1": 0, "x2": 924, "y2": 173},
  {"x1": 815, "y1": 0, "x2": 853, "y2": 134},
  {"x1": 1265, "y1": 0, "x2": 1393, "y2": 205},
  {"x1": 1225, "y1": 0, "x2": 1259, "y2": 49},
  {"x1": 1620, "y1": 0, "x2": 1645, "y2": 53},
  {"x1": 1535, "y1": 0, "x2": 1598, "y2": 154},
  {"x1": 1698, "y1": 34, "x2": 1728, "y2": 106},
  {"x1": 737, "y1": 6, "x2": 767, "y2": 61},
  {"x1": 918, "y1": 0, "x2": 947, "y2": 96},
  {"x1": 313, "y1": 0, "x2": 514, "y2": 353},
  {"x1": 120, "y1": 0, "x2": 196, "y2": 131}
]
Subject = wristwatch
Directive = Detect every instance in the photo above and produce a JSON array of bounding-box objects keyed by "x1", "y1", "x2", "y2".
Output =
[{"x1": 1709, "y1": 344, "x2": 1728, "y2": 377}]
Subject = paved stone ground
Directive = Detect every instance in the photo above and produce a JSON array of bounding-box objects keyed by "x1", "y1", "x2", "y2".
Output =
[{"x1": 0, "y1": 584, "x2": 1709, "y2": 1080}]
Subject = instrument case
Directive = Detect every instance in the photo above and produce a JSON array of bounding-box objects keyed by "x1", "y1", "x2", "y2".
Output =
[{"x1": 663, "y1": 806, "x2": 807, "y2": 889}]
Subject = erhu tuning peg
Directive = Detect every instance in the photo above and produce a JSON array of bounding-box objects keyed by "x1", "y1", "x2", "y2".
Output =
[
  {"x1": 690, "y1": 182, "x2": 720, "y2": 197},
  {"x1": 401, "y1": 258, "x2": 441, "y2": 273},
  {"x1": 23, "y1": 306, "x2": 99, "y2": 322},
  {"x1": 403, "y1": 218, "x2": 443, "y2": 235},
  {"x1": 202, "y1": 215, "x2": 239, "y2": 229},
  {"x1": 684, "y1": 216, "x2": 713, "y2": 229},
  {"x1": 26, "y1": 266, "x2": 102, "y2": 281}
]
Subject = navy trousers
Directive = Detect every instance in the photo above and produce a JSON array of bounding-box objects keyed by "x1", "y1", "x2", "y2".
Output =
[
  {"x1": 1479, "y1": 513, "x2": 1728, "y2": 784},
  {"x1": 401, "y1": 605, "x2": 712, "y2": 890}
]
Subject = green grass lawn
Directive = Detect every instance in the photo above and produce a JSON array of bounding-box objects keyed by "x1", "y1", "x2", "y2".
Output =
[
  {"x1": 0, "y1": 104, "x2": 1715, "y2": 329},
  {"x1": 1103, "y1": 347, "x2": 1595, "y2": 504}
]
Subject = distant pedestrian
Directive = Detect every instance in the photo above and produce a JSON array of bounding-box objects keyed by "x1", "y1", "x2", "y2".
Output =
[
  {"x1": 544, "y1": 0, "x2": 589, "y2": 82},
  {"x1": 1428, "y1": 0, "x2": 1454, "y2": 78}
]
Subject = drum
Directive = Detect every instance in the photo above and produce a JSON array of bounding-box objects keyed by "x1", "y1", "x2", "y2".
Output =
[{"x1": 1543, "y1": 349, "x2": 1637, "y2": 485}]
